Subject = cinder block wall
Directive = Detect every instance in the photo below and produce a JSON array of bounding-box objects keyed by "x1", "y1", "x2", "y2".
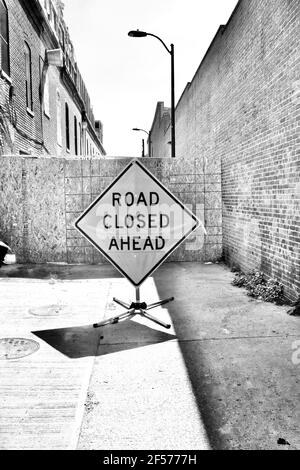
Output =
[
  {"x1": 0, "y1": 155, "x2": 222, "y2": 265},
  {"x1": 172, "y1": 0, "x2": 300, "y2": 301}
]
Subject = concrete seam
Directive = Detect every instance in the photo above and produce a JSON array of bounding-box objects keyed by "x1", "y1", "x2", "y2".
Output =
[
  {"x1": 95, "y1": 333, "x2": 299, "y2": 348},
  {"x1": 177, "y1": 334, "x2": 300, "y2": 343},
  {"x1": 70, "y1": 281, "x2": 113, "y2": 449},
  {"x1": 68, "y1": 355, "x2": 96, "y2": 450}
]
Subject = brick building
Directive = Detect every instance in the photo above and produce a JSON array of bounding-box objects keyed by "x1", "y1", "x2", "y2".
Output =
[
  {"x1": 148, "y1": 101, "x2": 171, "y2": 158},
  {"x1": 150, "y1": 0, "x2": 300, "y2": 301},
  {"x1": 0, "y1": 0, "x2": 105, "y2": 157}
]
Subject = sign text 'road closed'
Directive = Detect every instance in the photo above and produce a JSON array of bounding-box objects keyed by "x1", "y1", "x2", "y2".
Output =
[
  {"x1": 104, "y1": 191, "x2": 171, "y2": 251},
  {"x1": 75, "y1": 160, "x2": 200, "y2": 286}
]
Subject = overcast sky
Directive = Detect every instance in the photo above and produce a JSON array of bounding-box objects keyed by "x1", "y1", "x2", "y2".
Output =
[{"x1": 63, "y1": 0, "x2": 238, "y2": 157}]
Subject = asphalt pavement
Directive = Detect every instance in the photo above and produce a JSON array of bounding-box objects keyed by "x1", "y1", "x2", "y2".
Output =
[{"x1": 0, "y1": 262, "x2": 299, "y2": 450}]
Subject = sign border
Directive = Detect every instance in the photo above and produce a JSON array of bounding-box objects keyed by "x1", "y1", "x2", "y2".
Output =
[{"x1": 75, "y1": 159, "x2": 200, "y2": 286}]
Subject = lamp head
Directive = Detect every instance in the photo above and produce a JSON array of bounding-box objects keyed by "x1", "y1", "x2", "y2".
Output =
[{"x1": 128, "y1": 30, "x2": 148, "y2": 38}]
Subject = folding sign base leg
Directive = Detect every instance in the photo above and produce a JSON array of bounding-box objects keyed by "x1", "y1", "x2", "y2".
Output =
[
  {"x1": 93, "y1": 309, "x2": 135, "y2": 329},
  {"x1": 93, "y1": 287, "x2": 174, "y2": 330},
  {"x1": 113, "y1": 298, "x2": 131, "y2": 309},
  {"x1": 139, "y1": 309, "x2": 172, "y2": 329}
]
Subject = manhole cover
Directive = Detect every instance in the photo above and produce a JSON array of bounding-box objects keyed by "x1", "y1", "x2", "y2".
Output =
[
  {"x1": 0, "y1": 338, "x2": 40, "y2": 360},
  {"x1": 28, "y1": 305, "x2": 66, "y2": 317}
]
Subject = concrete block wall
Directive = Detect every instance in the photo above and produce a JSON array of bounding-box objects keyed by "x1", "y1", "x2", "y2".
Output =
[
  {"x1": 64, "y1": 156, "x2": 221, "y2": 264},
  {"x1": 0, "y1": 155, "x2": 222, "y2": 266}
]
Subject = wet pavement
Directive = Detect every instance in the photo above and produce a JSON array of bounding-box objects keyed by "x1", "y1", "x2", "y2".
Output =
[{"x1": 0, "y1": 262, "x2": 299, "y2": 450}]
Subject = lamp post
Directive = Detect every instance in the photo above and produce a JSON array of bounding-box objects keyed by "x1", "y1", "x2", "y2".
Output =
[
  {"x1": 128, "y1": 30, "x2": 175, "y2": 158},
  {"x1": 132, "y1": 127, "x2": 151, "y2": 157}
]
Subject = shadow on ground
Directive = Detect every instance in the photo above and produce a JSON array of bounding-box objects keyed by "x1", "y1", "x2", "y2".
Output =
[
  {"x1": 33, "y1": 319, "x2": 176, "y2": 359},
  {"x1": 153, "y1": 263, "x2": 230, "y2": 450}
]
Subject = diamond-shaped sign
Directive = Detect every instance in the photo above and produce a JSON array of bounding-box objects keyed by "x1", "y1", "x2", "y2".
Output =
[{"x1": 75, "y1": 159, "x2": 200, "y2": 286}]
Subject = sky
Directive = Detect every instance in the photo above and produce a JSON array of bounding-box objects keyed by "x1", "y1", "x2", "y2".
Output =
[{"x1": 63, "y1": 0, "x2": 238, "y2": 157}]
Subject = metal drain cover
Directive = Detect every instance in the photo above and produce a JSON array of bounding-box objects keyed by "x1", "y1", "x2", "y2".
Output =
[{"x1": 0, "y1": 338, "x2": 40, "y2": 360}]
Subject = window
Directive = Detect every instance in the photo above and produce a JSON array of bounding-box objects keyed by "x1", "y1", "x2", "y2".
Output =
[
  {"x1": 39, "y1": 56, "x2": 44, "y2": 99},
  {"x1": 24, "y1": 42, "x2": 33, "y2": 110},
  {"x1": 52, "y1": 10, "x2": 57, "y2": 32},
  {"x1": 59, "y1": 26, "x2": 65, "y2": 51},
  {"x1": 44, "y1": 71, "x2": 50, "y2": 116},
  {"x1": 79, "y1": 123, "x2": 82, "y2": 155},
  {"x1": 0, "y1": 0, "x2": 10, "y2": 76},
  {"x1": 56, "y1": 91, "x2": 62, "y2": 146},
  {"x1": 74, "y1": 115, "x2": 78, "y2": 155},
  {"x1": 65, "y1": 102, "x2": 70, "y2": 150},
  {"x1": 39, "y1": 56, "x2": 50, "y2": 117},
  {"x1": 48, "y1": 1, "x2": 52, "y2": 21}
]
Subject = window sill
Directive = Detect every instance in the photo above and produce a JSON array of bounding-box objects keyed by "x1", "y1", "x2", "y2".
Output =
[
  {"x1": 0, "y1": 70, "x2": 12, "y2": 84},
  {"x1": 27, "y1": 107, "x2": 35, "y2": 118}
]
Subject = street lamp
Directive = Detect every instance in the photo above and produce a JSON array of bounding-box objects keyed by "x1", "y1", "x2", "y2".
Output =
[
  {"x1": 128, "y1": 30, "x2": 175, "y2": 158},
  {"x1": 132, "y1": 127, "x2": 151, "y2": 157}
]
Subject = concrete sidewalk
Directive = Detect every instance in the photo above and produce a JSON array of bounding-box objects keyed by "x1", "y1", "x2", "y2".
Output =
[{"x1": 0, "y1": 262, "x2": 299, "y2": 450}]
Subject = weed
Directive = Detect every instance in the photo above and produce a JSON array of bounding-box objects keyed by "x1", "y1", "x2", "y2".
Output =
[{"x1": 232, "y1": 270, "x2": 285, "y2": 305}]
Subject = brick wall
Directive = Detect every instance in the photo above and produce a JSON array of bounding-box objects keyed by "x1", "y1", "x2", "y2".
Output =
[
  {"x1": 0, "y1": 155, "x2": 222, "y2": 266},
  {"x1": 221, "y1": 0, "x2": 300, "y2": 301},
  {"x1": 153, "y1": 0, "x2": 300, "y2": 301},
  {"x1": 5, "y1": 0, "x2": 44, "y2": 155}
]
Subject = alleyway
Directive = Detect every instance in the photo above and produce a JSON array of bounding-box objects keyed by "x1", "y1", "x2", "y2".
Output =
[{"x1": 0, "y1": 262, "x2": 299, "y2": 450}]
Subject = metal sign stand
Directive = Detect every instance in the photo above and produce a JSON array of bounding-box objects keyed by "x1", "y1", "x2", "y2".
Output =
[{"x1": 93, "y1": 287, "x2": 174, "y2": 330}]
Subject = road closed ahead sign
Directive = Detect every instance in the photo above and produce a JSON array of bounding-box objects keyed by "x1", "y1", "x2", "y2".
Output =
[{"x1": 75, "y1": 159, "x2": 200, "y2": 286}]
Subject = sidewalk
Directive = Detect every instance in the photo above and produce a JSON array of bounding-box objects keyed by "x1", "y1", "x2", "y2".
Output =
[{"x1": 0, "y1": 262, "x2": 299, "y2": 450}]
